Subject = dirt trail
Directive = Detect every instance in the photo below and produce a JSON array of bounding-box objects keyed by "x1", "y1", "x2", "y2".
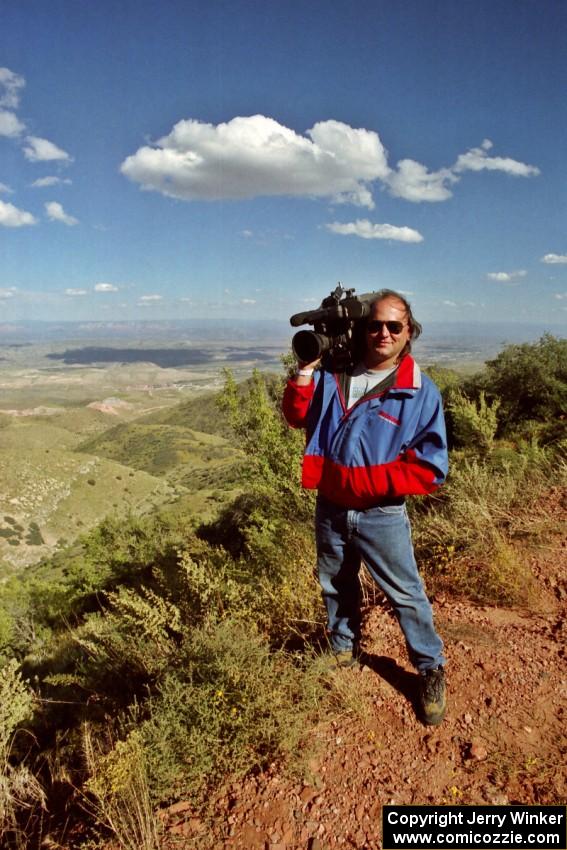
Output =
[{"x1": 161, "y1": 503, "x2": 566, "y2": 850}]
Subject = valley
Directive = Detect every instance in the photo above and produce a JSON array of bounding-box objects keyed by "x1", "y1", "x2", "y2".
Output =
[{"x1": 0, "y1": 333, "x2": 286, "y2": 576}]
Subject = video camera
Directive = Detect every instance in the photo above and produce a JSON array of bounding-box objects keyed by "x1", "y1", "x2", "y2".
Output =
[{"x1": 290, "y1": 284, "x2": 381, "y2": 370}]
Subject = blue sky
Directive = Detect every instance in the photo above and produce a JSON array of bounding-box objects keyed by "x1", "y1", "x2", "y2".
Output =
[{"x1": 1, "y1": 0, "x2": 566, "y2": 326}]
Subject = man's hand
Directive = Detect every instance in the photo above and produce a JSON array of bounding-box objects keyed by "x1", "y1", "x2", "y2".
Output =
[{"x1": 295, "y1": 357, "x2": 321, "y2": 386}]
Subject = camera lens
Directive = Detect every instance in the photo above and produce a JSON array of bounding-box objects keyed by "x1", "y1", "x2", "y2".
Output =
[{"x1": 292, "y1": 330, "x2": 331, "y2": 362}]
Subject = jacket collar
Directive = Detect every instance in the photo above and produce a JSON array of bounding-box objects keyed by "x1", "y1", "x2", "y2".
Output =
[
  {"x1": 392, "y1": 354, "x2": 421, "y2": 390},
  {"x1": 332, "y1": 354, "x2": 421, "y2": 412}
]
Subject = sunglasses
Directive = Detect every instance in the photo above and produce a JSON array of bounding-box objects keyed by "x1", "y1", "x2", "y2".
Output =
[{"x1": 366, "y1": 319, "x2": 406, "y2": 335}]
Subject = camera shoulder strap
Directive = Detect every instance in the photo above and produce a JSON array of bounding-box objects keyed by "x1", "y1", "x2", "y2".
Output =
[{"x1": 337, "y1": 368, "x2": 352, "y2": 410}]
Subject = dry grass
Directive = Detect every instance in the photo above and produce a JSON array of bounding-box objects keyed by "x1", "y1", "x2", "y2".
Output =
[
  {"x1": 82, "y1": 725, "x2": 160, "y2": 850},
  {"x1": 410, "y1": 449, "x2": 566, "y2": 606}
]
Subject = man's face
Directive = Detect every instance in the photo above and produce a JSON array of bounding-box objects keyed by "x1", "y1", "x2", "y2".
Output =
[{"x1": 365, "y1": 297, "x2": 411, "y2": 369}]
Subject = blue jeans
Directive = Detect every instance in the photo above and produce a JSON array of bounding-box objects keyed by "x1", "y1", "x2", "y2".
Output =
[{"x1": 315, "y1": 496, "x2": 445, "y2": 672}]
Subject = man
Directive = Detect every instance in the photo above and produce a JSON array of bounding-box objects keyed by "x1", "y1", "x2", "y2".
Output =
[{"x1": 282, "y1": 289, "x2": 448, "y2": 725}]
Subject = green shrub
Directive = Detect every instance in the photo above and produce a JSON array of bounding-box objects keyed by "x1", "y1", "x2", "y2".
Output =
[
  {"x1": 139, "y1": 619, "x2": 321, "y2": 802},
  {"x1": 0, "y1": 661, "x2": 33, "y2": 753},
  {"x1": 198, "y1": 489, "x2": 321, "y2": 645},
  {"x1": 0, "y1": 660, "x2": 45, "y2": 843},
  {"x1": 448, "y1": 390, "x2": 500, "y2": 454},
  {"x1": 217, "y1": 369, "x2": 306, "y2": 498},
  {"x1": 0, "y1": 576, "x2": 60, "y2": 663},
  {"x1": 423, "y1": 365, "x2": 462, "y2": 401},
  {"x1": 25, "y1": 524, "x2": 44, "y2": 546},
  {"x1": 25, "y1": 518, "x2": 324, "y2": 829},
  {"x1": 465, "y1": 334, "x2": 567, "y2": 438}
]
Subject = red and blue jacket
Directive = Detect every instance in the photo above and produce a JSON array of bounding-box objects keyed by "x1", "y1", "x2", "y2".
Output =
[{"x1": 282, "y1": 354, "x2": 448, "y2": 509}]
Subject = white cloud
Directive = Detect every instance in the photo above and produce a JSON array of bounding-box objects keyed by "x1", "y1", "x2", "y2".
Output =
[
  {"x1": 240, "y1": 298, "x2": 257, "y2": 305},
  {"x1": 65, "y1": 288, "x2": 87, "y2": 296},
  {"x1": 541, "y1": 253, "x2": 567, "y2": 265},
  {"x1": 121, "y1": 115, "x2": 541, "y2": 209},
  {"x1": 443, "y1": 300, "x2": 457, "y2": 307},
  {"x1": 0, "y1": 287, "x2": 17, "y2": 299},
  {"x1": 0, "y1": 200, "x2": 37, "y2": 227},
  {"x1": 139, "y1": 294, "x2": 163, "y2": 301},
  {"x1": 386, "y1": 160, "x2": 457, "y2": 202},
  {"x1": 0, "y1": 69, "x2": 26, "y2": 137},
  {"x1": 241, "y1": 229, "x2": 254, "y2": 238},
  {"x1": 454, "y1": 139, "x2": 540, "y2": 177},
  {"x1": 553, "y1": 292, "x2": 567, "y2": 300},
  {"x1": 387, "y1": 139, "x2": 539, "y2": 202},
  {"x1": 0, "y1": 109, "x2": 25, "y2": 138},
  {"x1": 326, "y1": 218, "x2": 423, "y2": 243},
  {"x1": 0, "y1": 182, "x2": 13, "y2": 194},
  {"x1": 0, "y1": 71, "x2": 77, "y2": 176},
  {"x1": 45, "y1": 201, "x2": 78, "y2": 226},
  {"x1": 486, "y1": 270, "x2": 527, "y2": 283},
  {"x1": 24, "y1": 136, "x2": 71, "y2": 162},
  {"x1": 0, "y1": 68, "x2": 25, "y2": 109},
  {"x1": 31, "y1": 176, "x2": 72, "y2": 188},
  {"x1": 94, "y1": 283, "x2": 119, "y2": 292},
  {"x1": 121, "y1": 115, "x2": 389, "y2": 208}
]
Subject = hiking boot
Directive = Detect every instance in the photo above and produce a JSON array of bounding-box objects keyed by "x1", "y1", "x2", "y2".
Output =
[
  {"x1": 418, "y1": 666, "x2": 446, "y2": 726},
  {"x1": 333, "y1": 649, "x2": 360, "y2": 669},
  {"x1": 320, "y1": 646, "x2": 360, "y2": 671}
]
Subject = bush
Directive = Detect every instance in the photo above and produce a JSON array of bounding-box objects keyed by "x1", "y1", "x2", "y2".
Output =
[
  {"x1": 410, "y1": 447, "x2": 563, "y2": 605},
  {"x1": 24, "y1": 524, "x2": 44, "y2": 546},
  {"x1": 0, "y1": 660, "x2": 45, "y2": 844},
  {"x1": 24, "y1": 520, "x2": 324, "y2": 831},
  {"x1": 83, "y1": 726, "x2": 159, "y2": 850},
  {"x1": 217, "y1": 368, "x2": 307, "y2": 499},
  {"x1": 419, "y1": 535, "x2": 534, "y2": 607},
  {"x1": 448, "y1": 390, "x2": 500, "y2": 454},
  {"x1": 199, "y1": 489, "x2": 321, "y2": 646},
  {"x1": 138, "y1": 619, "x2": 321, "y2": 803},
  {"x1": 423, "y1": 365, "x2": 462, "y2": 401},
  {"x1": 466, "y1": 334, "x2": 567, "y2": 439}
]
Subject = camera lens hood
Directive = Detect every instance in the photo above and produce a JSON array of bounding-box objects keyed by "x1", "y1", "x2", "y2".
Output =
[{"x1": 292, "y1": 330, "x2": 331, "y2": 363}]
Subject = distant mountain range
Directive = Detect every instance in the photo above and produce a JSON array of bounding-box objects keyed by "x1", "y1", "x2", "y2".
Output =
[{"x1": 0, "y1": 319, "x2": 564, "y2": 365}]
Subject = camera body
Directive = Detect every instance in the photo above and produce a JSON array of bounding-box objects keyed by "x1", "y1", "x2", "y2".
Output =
[{"x1": 290, "y1": 284, "x2": 380, "y2": 370}]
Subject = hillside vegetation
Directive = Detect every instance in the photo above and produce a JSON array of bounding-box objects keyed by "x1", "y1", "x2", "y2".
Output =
[
  {"x1": 0, "y1": 335, "x2": 565, "y2": 849},
  {"x1": 0, "y1": 381, "x2": 248, "y2": 572},
  {"x1": 0, "y1": 424, "x2": 176, "y2": 573}
]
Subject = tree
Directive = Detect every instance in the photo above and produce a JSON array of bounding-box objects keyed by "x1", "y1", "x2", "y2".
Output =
[{"x1": 466, "y1": 334, "x2": 567, "y2": 438}]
